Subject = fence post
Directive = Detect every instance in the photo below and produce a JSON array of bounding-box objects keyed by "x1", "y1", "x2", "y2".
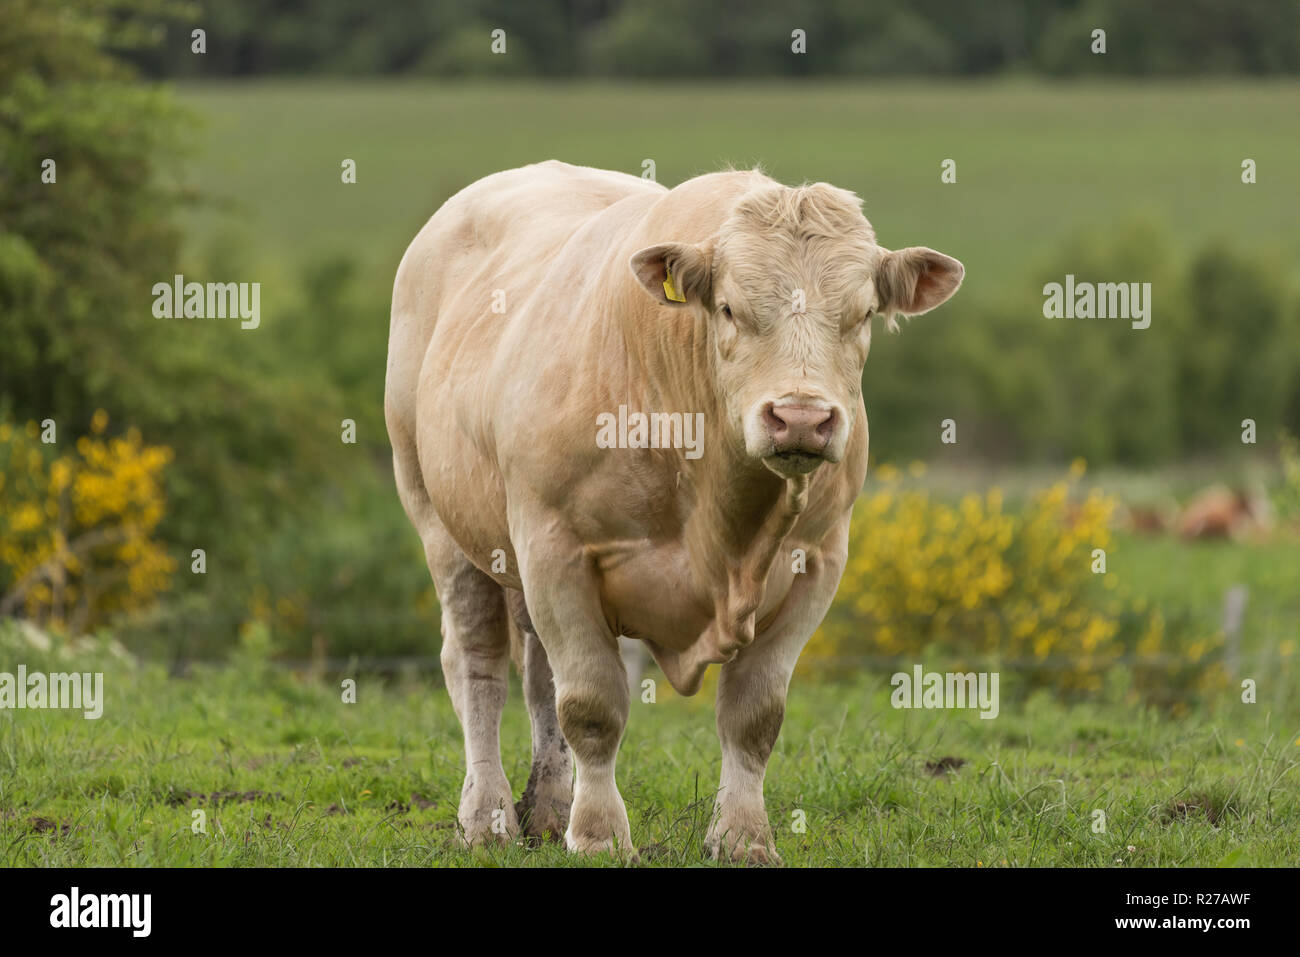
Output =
[{"x1": 1221, "y1": 584, "x2": 1248, "y2": 676}]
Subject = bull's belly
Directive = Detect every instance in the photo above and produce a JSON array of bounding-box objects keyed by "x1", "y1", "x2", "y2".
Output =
[
  {"x1": 596, "y1": 541, "x2": 798, "y2": 695},
  {"x1": 597, "y1": 552, "x2": 711, "y2": 651}
]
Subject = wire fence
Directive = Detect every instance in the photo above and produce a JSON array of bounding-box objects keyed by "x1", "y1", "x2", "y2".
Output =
[{"x1": 10, "y1": 585, "x2": 1297, "y2": 706}]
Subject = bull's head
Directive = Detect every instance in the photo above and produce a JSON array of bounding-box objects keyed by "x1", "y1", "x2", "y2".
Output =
[{"x1": 631, "y1": 182, "x2": 964, "y2": 478}]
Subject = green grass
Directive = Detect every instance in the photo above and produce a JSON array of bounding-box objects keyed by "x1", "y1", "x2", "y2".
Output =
[
  {"x1": 1114, "y1": 534, "x2": 1300, "y2": 622},
  {"x1": 4, "y1": 502, "x2": 1299, "y2": 868},
  {"x1": 8, "y1": 79, "x2": 1299, "y2": 867},
  {"x1": 176, "y1": 78, "x2": 1300, "y2": 304},
  {"x1": 3, "y1": 627, "x2": 1298, "y2": 867}
]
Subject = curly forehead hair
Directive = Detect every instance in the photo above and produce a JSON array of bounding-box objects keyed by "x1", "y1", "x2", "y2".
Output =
[
  {"x1": 726, "y1": 181, "x2": 876, "y2": 245},
  {"x1": 714, "y1": 182, "x2": 880, "y2": 316}
]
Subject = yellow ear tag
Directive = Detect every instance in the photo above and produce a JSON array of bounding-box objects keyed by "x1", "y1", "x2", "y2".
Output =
[{"x1": 662, "y1": 268, "x2": 686, "y2": 303}]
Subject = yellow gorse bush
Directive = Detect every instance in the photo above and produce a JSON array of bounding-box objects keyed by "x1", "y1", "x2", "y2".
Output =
[
  {"x1": 808, "y1": 462, "x2": 1223, "y2": 700},
  {"x1": 0, "y1": 412, "x2": 175, "y2": 633}
]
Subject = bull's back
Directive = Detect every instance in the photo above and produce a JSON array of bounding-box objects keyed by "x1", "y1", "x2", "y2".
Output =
[
  {"x1": 385, "y1": 162, "x2": 661, "y2": 568},
  {"x1": 388, "y1": 162, "x2": 653, "y2": 422}
]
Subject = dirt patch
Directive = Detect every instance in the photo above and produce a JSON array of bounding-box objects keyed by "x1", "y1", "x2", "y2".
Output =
[
  {"x1": 1161, "y1": 791, "x2": 1241, "y2": 827},
  {"x1": 28, "y1": 816, "x2": 72, "y2": 835},
  {"x1": 924, "y1": 756, "x2": 968, "y2": 776},
  {"x1": 166, "y1": 789, "x2": 283, "y2": 807},
  {"x1": 386, "y1": 793, "x2": 438, "y2": 814},
  {"x1": 384, "y1": 819, "x2": 456, "y2": 831},
  {"x1": 342, "y1": 758, "x2": 364, "y2": 768},
  {"x1": 636, "y1": 842, "x2": 673, "y2": 863}
]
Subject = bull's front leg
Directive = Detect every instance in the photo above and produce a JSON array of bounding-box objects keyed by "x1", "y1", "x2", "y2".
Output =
[
  {"x1": 520, "y1": 532, "x2": 634, "y2": 858},
  {"x1": 708, "y1": 527, "x2": 847, "y2": 866}
]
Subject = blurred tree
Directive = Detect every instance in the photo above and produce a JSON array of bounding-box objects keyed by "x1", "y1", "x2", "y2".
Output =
[
  {"x1": 1176, "y1": 248, "x2": 1300, "y2": 454},
  {"x1": 0, "y1": 0, "x2": 189, "y2": 423},
  {"x1": 1, "y1": 0, "x2": 355, "y2": 652},
  {"x1": 586, "y1": 0, "x2": 712, "y2": 77},
  {"x1": 1037, "y1": 0, "x2": 1300, "y2": 76},
  {"x1": 865, "y1": 219, "x2": 1300, "y2": 466},
  {"x1": 114, "y1": 0, "x2": 1300, "y2": 79}
]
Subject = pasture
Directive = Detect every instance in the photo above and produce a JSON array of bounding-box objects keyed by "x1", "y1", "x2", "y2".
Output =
[
  {"x1": 3, "y1": 531, "x2": 1298, "y2": 867},
  {"x1": 5, "y1": 78, "x2": 1299, "y2": 867},
  {"x1": 178, "y1": 79, "x2": 1300, "y2": 303},
  {"x1": 2, "y1": 651, "x2": 1296, "y2": 868}
]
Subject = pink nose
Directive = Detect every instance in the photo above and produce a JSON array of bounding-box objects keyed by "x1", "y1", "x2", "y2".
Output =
[{"x1": 764, "y1": 404, "x2": 836, "y2": 454}]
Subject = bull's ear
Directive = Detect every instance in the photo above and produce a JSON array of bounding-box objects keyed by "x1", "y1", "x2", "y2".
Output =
[
  {"x1": 876, "y1": 246, "x2": 964, "y2": 319},
  {"x1": 630, "y1": 242, "x2": 711, "y2": 307}
]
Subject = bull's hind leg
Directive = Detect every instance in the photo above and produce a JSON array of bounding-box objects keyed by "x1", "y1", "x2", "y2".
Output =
[
  {"x1": 506, "y1": 590, "x2": 573, "y2": 842},
  {"x1": 424, "y1": 529, "x2": 519, "y2": 846},
  {"x1": 389, "y1": 441, "x2": 518, "y2": 846}
]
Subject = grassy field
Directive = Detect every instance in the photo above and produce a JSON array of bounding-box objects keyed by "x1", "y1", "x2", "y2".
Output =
[
  {"x1": 177, "y1": 79, "x2": 1300, "y2": 304},
  {"x1": 2, "y1": 646, "x2": 1295, "y2": 867},
  {"x1": 4, "y1": 527, "x2": 1298, "y2": 868},
  {"x1": 6, "y1": 79, "x2": 1298, "y2": 868}
]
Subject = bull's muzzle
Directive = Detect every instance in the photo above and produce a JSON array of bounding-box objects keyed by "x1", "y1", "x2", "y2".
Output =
[{"x1": 763, "y1": 403, "x2": 836, "y2": 456}]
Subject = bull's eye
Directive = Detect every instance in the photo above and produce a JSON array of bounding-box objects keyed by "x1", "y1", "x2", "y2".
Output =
[{"x1": 720, "y1": 304, "x2": 733, "y2": 320}]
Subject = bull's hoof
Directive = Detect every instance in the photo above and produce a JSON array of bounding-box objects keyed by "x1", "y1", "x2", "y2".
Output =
[
  {"x1": 565, "y1": 830, "x2": 640, "y2": 862},
  {"x1": 710, "y1": 838, "x2": 783, "y2": 866},
  {"x1": 563, "y1": 791, "x2": 635, "y2": 859},
  {"x1": 707, "y1": 817, "x2": 782, "y2": 866},
  {"x1": 456, "y1": 776, "x2": 519, "y2": 847},
  {"x1": 456, "y1": 815, "x2": 519, "y2": 848},
  {"x1": 564, "y1": 810, "x2": 637, "y2": 860},
  {"x1": 515, "y1": 794, "x2": 570, "y2": 844}
]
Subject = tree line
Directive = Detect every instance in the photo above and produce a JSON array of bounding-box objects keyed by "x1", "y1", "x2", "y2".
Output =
[{"x1": 122, "y1": 0, "x2": 1300, "y2": 79}]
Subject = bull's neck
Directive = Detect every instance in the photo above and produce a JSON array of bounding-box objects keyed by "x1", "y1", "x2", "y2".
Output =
[
  {"x1": 697, "y1": 458, "x2": 810, "y2": 649},
  {"x1": 622, "y1": 302, "x2": 810, "y2": 648}
]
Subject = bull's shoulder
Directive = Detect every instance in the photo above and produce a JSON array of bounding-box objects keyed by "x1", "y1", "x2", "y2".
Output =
[
  {"x1": 446, "y1": 161, "x2": 663, "y2": 220},
  {"x1": 401, "y1": 162, "x2": 662, "y2": 277}
]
